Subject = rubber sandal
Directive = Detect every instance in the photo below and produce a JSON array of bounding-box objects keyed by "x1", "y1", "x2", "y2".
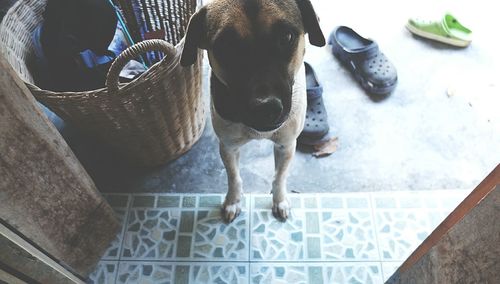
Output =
[
  {"x1": 328, "y1": 26, "x2": 397, "y2": 96},
  {"x1": 298, "y1": 62, "x2": 330, "y2": 145},
  {"x1": 406, "y1": 13, "x2": 472, "y2": 47}
]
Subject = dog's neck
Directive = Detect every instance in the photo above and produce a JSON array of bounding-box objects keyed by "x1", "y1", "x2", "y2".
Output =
[{"x1": 210, "y1": 72, "x2": 245, "y2": 123}]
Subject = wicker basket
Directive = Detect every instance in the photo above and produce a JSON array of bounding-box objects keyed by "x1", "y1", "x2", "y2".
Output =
[{"x1": 0, "y1": 0, "x2": 205, "y2": 167}]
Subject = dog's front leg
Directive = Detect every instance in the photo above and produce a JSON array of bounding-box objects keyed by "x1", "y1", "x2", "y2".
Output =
[
  {"x1": 220, "y1": 142, "x2": 243, "y2": 223},
  {"x1": 271, "y1": 141, "x2": 296, "y2": 221}
]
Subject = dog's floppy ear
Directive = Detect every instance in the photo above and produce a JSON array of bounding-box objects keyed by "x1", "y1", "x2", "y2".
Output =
[
  {"x1": 181, "y1": 7, "x2": 207, "y2": 66},
  {"x1": 296, "y1": 0, "x2": 325, "y2": 47}
]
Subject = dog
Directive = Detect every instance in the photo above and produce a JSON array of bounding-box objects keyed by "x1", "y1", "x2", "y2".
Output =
[{"x1": 181, "y1": 0, "x2": 325, "y2": 222}]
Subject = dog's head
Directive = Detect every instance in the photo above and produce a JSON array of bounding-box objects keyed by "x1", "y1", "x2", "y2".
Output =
[{"x1": 181, "y1": 0, "x2": 325, "y2": 131}]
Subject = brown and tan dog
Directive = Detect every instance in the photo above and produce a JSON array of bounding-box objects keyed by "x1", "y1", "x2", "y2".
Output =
[{"x1": 181, "y1": 0, "x2": 325, "y2": 222}]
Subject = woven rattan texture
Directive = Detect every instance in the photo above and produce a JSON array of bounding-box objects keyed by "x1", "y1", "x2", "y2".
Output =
[{"x1": 0, "y1": 0, "x2": 205, "y2": 167}]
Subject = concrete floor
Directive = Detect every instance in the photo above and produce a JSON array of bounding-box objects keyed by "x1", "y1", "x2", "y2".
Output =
[{"x1": 22, "y1": 0, "x2": 500, "y2": 194}]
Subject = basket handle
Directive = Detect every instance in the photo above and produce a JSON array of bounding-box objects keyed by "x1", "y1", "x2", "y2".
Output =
[{"x1": 106, "y1": 39, "x2": 176, "y2": 93}]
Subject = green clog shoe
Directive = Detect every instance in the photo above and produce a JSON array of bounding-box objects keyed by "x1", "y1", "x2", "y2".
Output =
[{"x1": 406, "y1": 13, "x2": 472, "y2": 47}]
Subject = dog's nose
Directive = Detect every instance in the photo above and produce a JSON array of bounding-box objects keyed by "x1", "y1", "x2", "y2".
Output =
[{"x1": 250, "y1": 97, "x2": 283, "y2": 125}]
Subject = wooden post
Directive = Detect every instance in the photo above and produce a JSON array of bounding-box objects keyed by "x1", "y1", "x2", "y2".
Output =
[{"x1": 0, "y1": 53, "x2": 120, "y2": 277}]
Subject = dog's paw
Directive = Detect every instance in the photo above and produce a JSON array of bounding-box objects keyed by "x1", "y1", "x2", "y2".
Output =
[
  {"x1": 221, "y1": 200, "x2": 242, "y2": 223},
  {"x1": 272, "y1": 199, "x2": 291, "y2": 222}
]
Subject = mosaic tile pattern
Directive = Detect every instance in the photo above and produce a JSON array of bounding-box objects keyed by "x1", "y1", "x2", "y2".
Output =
[
  {"x1": 87, "y1": 261, "x2": 118, "y2": 284},
  {"x1": 117, "y1": 262, "x2": 248, "y2": 284},
  {"x1": 100, "y1": 209, "x2": 127, "y2": 259},
  {"x1": 371, "y1": 191, "x2": 463, "y2": 261},
  {"x1": 89, "y1": 190, "x2": 469, "y2": 283},
  {"x1": 251, "y1": 264, "x2": 307, "y2": 284},
  {"x1": 102, "y1": 195, "x2": 130, "y2": 260},
  {"x1": 250, "y1": 262, "x2": 383, "y2": 284},
  {"x1": 371, "y1": 191, "x2": 469, "y2": 212},
  {"x1": 190, "y1": 263, "x2": 248, "y2": 284},
  {"x1": 192, "y1": 209, "x2": 248, "y2": 260},
  {"x1": 117, "y1": 262, "x2": 174, "y2": 284},
  {"x1": 251, "y1": 210, "x2": 304, "y2": 260},
  {"x1": 121, "y1": 208, "x2": 181, "y2": 259},
  {"x1": 375, "y1": 210, "x2": 436, "y2": 260},
  {"x1": 382, "y1": 262, "x2": 402, "y2": 282},
  {"x1": 323, "y1": 263, "x2": 383, "y2": 284},
  {"x1": 251, "y1": 195, "x2": 378, "y2": 261},
  {"x1": 121, "y1": 195, "x2": 249, "y2": 260},
  {"x1": 320, "y1": 210, "x2": 378, "y2": 260}
]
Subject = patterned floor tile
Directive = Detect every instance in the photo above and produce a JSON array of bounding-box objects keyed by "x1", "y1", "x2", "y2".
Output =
[
  {"x1": 192, "y1": 209, "x2": 249, "y2": 260},
  {"x1": 87, "y1": 191, "x2": 472, "y2": 283},
  {"x1": 102, "y1": 194, "x2": 130, "y2": 260},
  {"x1": 121, "y1": 208, "x2": 180, "y2": 259},
  {"x1": 190, "y1": 263, "x2": 249, "y2": 284},
  {"x1": 250, "y1": 262, "x2": 383, "y2": 284},
  {"x1": 251, "y1": 194, "x2": 378, "y2": 261},
  {"x1": 116, "y1": 262, "x2": 248, "y2": 284},
  {"x1": 381, "y1": 262, "x2": 402, "y2": 282},
  {"x1": 251, "y1": 209, "x2": 305, "y2": 260},
  {"x1": 371, "y1": 191, "x2": 467, "y2": 261},
  {"x1": 86, "y1": 261, "x2": 118, "y2": 284},
  {"x1": 121, "y1": 194, "x2": 249, "y2": 260},
  {"x1": 433, "y1": 190, "x2": 471, "y2": 210},
  {"x1": 371, "y1": 190, "x2": 469, "y2": 211},
  {"x1": 320, "y1": 209, "x2": 378, "y2": 260},
  {"x1": 374, "y1": 210, "x2": 440, "y2": 261},
  {"x1": 117, "y1": 262, "x2": 174, "y2": 284}
]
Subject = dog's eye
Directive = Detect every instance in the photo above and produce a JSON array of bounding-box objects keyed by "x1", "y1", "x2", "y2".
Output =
[{"x1": 279, "y1": 31, "x2": 294, "y2": 46}]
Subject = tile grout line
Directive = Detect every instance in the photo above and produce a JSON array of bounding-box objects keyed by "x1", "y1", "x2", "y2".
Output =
[
  {"x1": 188, "y1": 196, "x2": 201, "y2": 282},
  {"x1": 317, "y1": 195, "x2": 327, "y2": 282},
  {"x1": 368, "y1": 192, "x2": 384, "y2": 282},
  {"x1": 105, "y1": 192, "x2": 465, "y2": 282},
  {"x1": 114, "y1": 193, "x2": 132, "y2": 284},
  {"x1": 114, "y1": 259, "x2": 390, "y2": 264},
  {"x1": 188, "y1": 196, "x2": 197, "y2": 282},
  {"x1": 176, "y1": 197, "x2": 187, "y2": 281},
  {"x1": 248, "y1": 192, "x2": 252, "y2": 284}
]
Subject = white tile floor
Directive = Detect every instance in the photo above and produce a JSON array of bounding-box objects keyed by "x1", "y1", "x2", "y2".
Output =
[{"x1": 87, "y1": 189, "x2": 469, "y2": 283}]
